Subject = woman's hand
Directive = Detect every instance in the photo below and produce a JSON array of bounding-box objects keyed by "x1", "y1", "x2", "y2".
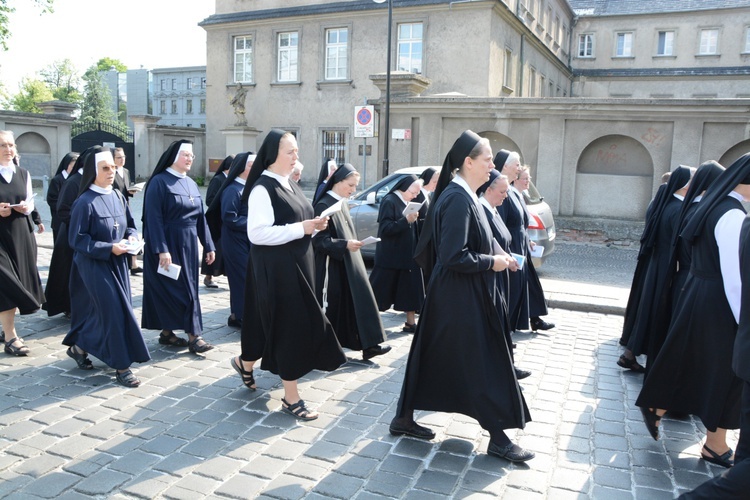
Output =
[
  {"x1": 159, "y1": 252, "x2": 172, "y2": 270},
  {"x1": 36, "y1": 223, "x2": 45, "y2": 234},
  {"x1": 529, "y1": 240, "x2": 536, "y2": 250},
  {"x1": 405, "y1": 212, "x2": 419, "y2": 224},
  {"x1": 346, "y1": 240, "x2": 364, "y2": 252},
  {"x1": 491, "y1": 254, "x2": 513, "y2": 272},
  {"x1": 303, "y1": 216, "x2": 329, "y2": 234},
  {"x1": 507, "y1": 257, "x2": 519, "y2": 272},
  {"x1": 205, "y1": 251, "x2": 215, "y2": 265},
  {"x1": 0, "y1": 202, "x2": 11, "y2": 217},
  {"x1": 111, "y1": 241, "x2": 129, "y2": 256},
  {"x1": 11, "y1": 201, "x2": 28, "y2": 213}
]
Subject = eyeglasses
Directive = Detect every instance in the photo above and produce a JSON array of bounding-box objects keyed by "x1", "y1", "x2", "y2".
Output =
[
  {"x1": 114, "y1": 156, "x2": 126, "y2": 160},
  {"x1": 179, "y1": 153, "x2": 195, "y2": 159}
]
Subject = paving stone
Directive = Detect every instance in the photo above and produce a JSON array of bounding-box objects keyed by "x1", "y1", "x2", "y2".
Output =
[
  {"x1": 333, "y1": 454, "x2": 380, "y2": 479},
  {"x1": 152, "y1": 452, "x2": 203, "y2": 477},
  {"x1": 108, "y1": 450, "x2": 161, "y2": 475},
  {"x1": 593, "y1": 465, "x2": 632, "y2": 490},
  {"x1": 393, "y1": 437, "x2": 435, "y2": 459},
  {"x1": 362, "y1": 470, "x2": 413, "y2": 497},
  {"x1": 180, "y1": 435, "x2": 228, "y2": 458},
  {"x1": 12, "y1": 453, "x2": 66, "y2": 477},
  {"x1": 379, "y1": 454, "x2": 424, "y2": 476},
  {"x1": 414, "y1": 468, "x2": 460, "y2": 494},
  {"x1": 140, "y1": 435, "x2": 188, "y2": 456},
  {"x1": 262, "y1": 473, "x2": 316, "y2": 499},
  {"x1": 304, "y1": 440, "x2": 349, "y2": 463},
  {"x1": 312, "y1": 471, "x2": 365, "y2": 499},
  {"x1": 590, "y1": 485, "x2": 634, "y2": 499},
  {"x1": 21, "y1": 471, "x2": 81, "y2": 498},
  {"x1": 74, "y1": 469, "x2": 131, "y2": 495},
  {"x1": 284, "y1": 456, "x2": 331, "y2": 481},
  {"x1": 242, "y1": 454, "x2": 290, "y2": 479}
]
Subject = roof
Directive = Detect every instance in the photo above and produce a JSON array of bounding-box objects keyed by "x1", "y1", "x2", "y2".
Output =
[
  {"x1": 574, "y1": 66, "x2": 750, "y2": 78},
  {"x1": 568, "y1": 0, "x2": 750, "y2": 17}
]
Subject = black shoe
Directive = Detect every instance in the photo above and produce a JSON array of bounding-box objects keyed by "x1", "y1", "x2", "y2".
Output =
[
  {"x1": 227, "y1": 316, "x2": 242, "y2": 328},
  {"x1": 130, "y1": 267, "x2": 143, "y2": 276},
  {"x1": 204, "y1": 277, "x2": 218, "y2": 289},
  {"x1": 515, "y1": 367, "x2": 532, "y2": 380},
  {"x1": 487, "y1": 441, "x2": 535, "y2": 463},
  {"x1": 617, "y1": 354, "x2": 645, "y2": 373},
  {"x1": 701, "y1": 445, "x2": 734, "y2": 468},
  {"x1": 363, "y1": 344, "x2": 391, "y2": 360},
  {"x1": 511, "y1": 342, "x2": 517, "y2": 349},
  {"x1": 530, "y1": 317, "x2": 555, "y2": 331},
  {"x1": 389, "y1": 420, "x2": 435, "y2": 440},
  {"x1": 66, "y1": 346, "x2": 93, "y2": 369}
]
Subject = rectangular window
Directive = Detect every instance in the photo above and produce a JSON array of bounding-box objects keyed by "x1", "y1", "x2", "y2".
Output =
[
  {"x1": 657, "y1": 31, "x2": 674, "y2": 56},
  {"x1": 277, "y1": 31, "x2": 299, "y2": 82},
  {"x1": 546, "y1": 7, "x2": 553, "y2": 33},
  {"x1": 186, "y1": 99, "x2": 193, "y2": 114},
  {"x1": 540, "y1": 76, "x2": 546, "y2": 96},
  {"x1": 201, "y1": 77, "x2": 207, "y2": 89},
  {"x1": 616, "y1": 32, "x2": 633, "y2": 56},
  {"x1": 160, "y1": 79, "x2": 166, "y2": 91},
  {"x1": 578, "y1": 34, "x2": 594, "y2": 57},
  {"x1": 503, "y1": 49, "x2": 513, "y2": 89},
  {"x1": 159, "y1": 100, "x2": 166, "y2": 114},
  {"x1": 187, "y1": 77, "x2": 193, "y2": 89},
  {"x1": 234, "y1": 35, "x2": 253, "y2": 83},
  {"x1": 397, "y1": 22, "x2": 423, "y2": 74},
  {"x1": 200, "y1": 99, "x2": 206, "y2": 114},
  {"x1": 322, "y1": 130, "x2": 346, "y2": 164},
  {"x1": 171, "y1": 78, "x2": 176, "y2": 90},
  {"x1": 745, "y1": 27, "x2": 750, "y2": 52},
  {"x1": 554, "y1": 16, "x2": 560, "y2": 43},
  {"x1": 699, "y1": 28, "x2": 719, "y2": 54},
  {"x1": 325, "y1": 28, "x2": 348, "y2": 80},
  {"x1": 529, "y1": 68, "x2": 536, "y2": 96},
  {"x1": 171, "y1": 100, "x2": 177, "y2": 114}
]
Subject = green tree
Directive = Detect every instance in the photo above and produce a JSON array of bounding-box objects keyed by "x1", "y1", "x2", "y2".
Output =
[
  {"x1": 40, "y1": 58, "x2": 82, "y2": 105},
  {"x1": 0, "y1": 0, "x2": 54, "y2": 51},
  {"x1": 79, "y1": 65, "x2": 115, "y2": 122},
  {"x1": 10, "y1": 77, "x2": 54, "y2": 113},
  {"x1": 95, "y1": 57, "x2": 127, "y2": 73}
]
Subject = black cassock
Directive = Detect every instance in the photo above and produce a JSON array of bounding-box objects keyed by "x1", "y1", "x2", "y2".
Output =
[
  {"x1": 219, "y1": 180, "x2": 249, "y2": 321},
  {"x1": 241, "y1": 176, "x2": 345, "y2": 380},
  {"x1": 202, "y1": 172, "x2": 226, "y2": 277},
  {"x1": 0, "y1": 167, "x2": 44, "y2": 314},
  {"x1": 43, "y1": 171, "x2": 82, "y2": 317},
  {"x1": 63, "y1": 189, "x2": 149, "y2": 370},
  {"x1": 141, "y1": 172, "x2": 215, "y2": 335},
  {"x1": 313, "y1": 193, "x2": 386, "y2": 352},
  {"x1": 46, "y1": 172, "x2": 66, "y2": 241},
  {"x1": 369, "y1": 192, "x2": 424, "y2": 313},
  {"x1": 637, "y1": 196, "x2": 745, "y2": 432},
  {"x1": 395, "y1": 182, "x2": 530, "y2": 435}
]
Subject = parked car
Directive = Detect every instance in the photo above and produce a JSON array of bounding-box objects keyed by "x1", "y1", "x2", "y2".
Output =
[{"x1": 348, "y1": 166, "x2": 556, "y2": 266}]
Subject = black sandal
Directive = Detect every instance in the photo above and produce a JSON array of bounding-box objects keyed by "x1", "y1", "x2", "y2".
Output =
[
  {"x1": 617, "y1": 354, "x2": 645, "y2": 373},
  {"x1": 640, "y1": 406, "x2": 661, "y2": 440},
  {"x1": 116, "y1": 369, "x2": 141, "y2": 388},
  {"x1": 5, "y1": 337, "x2": 29, "y2": 356},
  {"x1": 281, "y1": 398, "x2": 318, "y2": 421},
  {"x1": 158, "y1": 331, "x2": 188, "y2": 347},
  {"x1": 230, "y1": 357, "x2": 256, "y2": 390},
  {"x1": 188, "y1": 336, "x2": 214, "y2": 354},
  {"x1": 701, "y1": 444, "x2": 734, "y2": 468},
  {"x1": 402, "y1": 322, "x2": 416, "y2": 333},
  {"x1": 66, "y1": 346, "x2": 93, "y2": 369}
]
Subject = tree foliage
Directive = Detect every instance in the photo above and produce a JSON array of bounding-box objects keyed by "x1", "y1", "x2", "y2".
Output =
[
  {"x1": 95, "y1": 57, "x2": 127, "y2": 73},
  {"x1": 40, "y1": 58, "x2": 82, "y2": 105},
  {"x1": 79, "y1": 65, "x2": 115, "y2": 122},
  {"x1": 10, "y1": 77, "x2": 54, "y2": 113},
  {"x1": 0, "y1": 0, "x2": 54, "y2": 51}
]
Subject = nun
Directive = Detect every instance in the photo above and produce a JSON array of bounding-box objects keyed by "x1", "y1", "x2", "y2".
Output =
[
  {"x1": 46, "y1": 152, "x2": 79, "y2": 241},
  {"x1": 314, "y1": 158, "x2": 337, "y2": 201},
  {"x1": 368, "y1": 174, "x2": 425, "y2": 332},
  {"x1": 141, "y1": 140, "x2": 216, "y2": 354},
  {"x1": 312, "y1": 163, "x2": 390, "y2": 361},
  {"x1": 230, "y1": 130, "x2": 346, "y2": 421},
  {"x1": 205, "y1": 152, "x2": 254, "y2": 328},
  {"x1": 618, "y1": 165, "x2": 693, "y2": 372},
  {"x1": 43, "y1": 149, "x2": 93, "y2": 318},
  {"x1": 390, "y1": 130, "x2": 533, "y2": 463},
  {"x1": 477, "y1": 170, "x2": 530, "y2": 380},
  {"x1": 0, "y1": 130, "x2": 44, "y2": 356},
  {"x1": 202, "y1": 155, "x2": 233, "y2": 288},
  {"x1": 636, "y1": 153, "x2": 750, "y2": 468},
  {"x1": 62, "y1": 147, "x2": 149, "y2": 387}
]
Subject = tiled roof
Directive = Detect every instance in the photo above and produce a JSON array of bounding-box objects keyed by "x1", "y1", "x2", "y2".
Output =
[{"x1": 568, "y1": 0, "x2": 750, "y2": 17}]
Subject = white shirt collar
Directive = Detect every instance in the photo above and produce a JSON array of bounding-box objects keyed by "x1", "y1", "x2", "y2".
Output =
[
  {"x1": 693, "y1": 195, "x2": 702, "y2": 203},
  {"x1": 673, "y1": 193, "x2": 685, "y2": 201},
  {"x1": 451, "y1": 174, "x2": 480, "y2": 203},
  {"x1": 729, "y1": 191, "x2": 744, "y2": 202},
  {"x1": 115, "y1": 166, "x2": 124, "y2": 178},
  {"x1": 0, "y1": 164, "x2": 14, "y2": 183},
  {"x1": 262, "y1": 169, "x2": 292, "y2": 190},
  {"x1": 62, "y1": 170, "x2": 69, "y2": 180},
  {"x1": 328, "y1": 190, "x2": 344, "y2": 201},
  {"x1": 89, "y1": 184, "x2": 113, "y2": 194},
  {"x1": 234, "y1": 177, "x2": 247, "y2": 186},
  {"x1": 479, "y1": 196, "x2": 494, "y2": 211},
  {"x1": 166, "y1": 167, "x2": 187, "y2": 178}
]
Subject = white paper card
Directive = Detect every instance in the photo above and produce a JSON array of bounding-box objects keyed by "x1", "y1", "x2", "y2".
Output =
[
  {"x1": 9, "y1": 192, "x2": 36, "y2": 207},
  {"x1": 320, "y1": 199, "x2": 343, "y2": 218},
  {"x1": 492, "y1": 238, "x2": 503, "y2": 256},
  {"x1": 360, "y1": 236, "x2": 381, "y2": 246},
  {"x1": 511, "y1": 253, "x2": 526, "y2": 270},
  {"x1": 129, "y1": 182, "x2": 146, "y2": 192},
  {"x1": 157, "y1": 263, "x2": 181, "y2": 280},
  {"x1": 529, "y1": 244, "x2": 544, "y2": 258},
  {"x1": 402, "y1": 201, "x2": 424, "y2": 217},
  {"x1": 123, "y1": 239, "x2": 145, "y2": 255}
]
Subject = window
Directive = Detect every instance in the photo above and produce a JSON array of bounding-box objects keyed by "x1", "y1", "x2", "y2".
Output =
[
  {"x1": 160, "y1": 79, "x2": 166, "y2": 91},
  {"x1": 540, "y1": 76, "x2": 546, "y2": 96},
  {"x1": 277, "y1": 31, "x2": 299, "y2": 82},
  {"x1": 200, "y1": 99, "x2": 206, "y2": 114},
  {"x1": 745, "y1": 27, "x2": 750, "y2": 53},
  {"x1": 699, "y1": 29, "x2": 719, "y2": 54},
  {"x1": 322, "y1": 130, "x2": 346, "y2": 164},
  {"x1": 234, "y1": 35, "x2": 253, "y2": 83},
  {"x1": 578, "y1": 34, "x2": 594, "y2": 57},
  {"x1": 201, "y1": 77, "x2": 206, "y2": 89},
  {"x1": 529, "y1": 67, "x2": 536, "y2": 96},
  {"x1": 554, "y1": 16, "x2": 560, "y2": 44},
  {"x1": 657, "y1": 31, "x2": 675, "y2": 56},
  {"x1": 186, "y1": 99, "x2": 193, "y2": 114},
  {"x1": 159, "y1": 100, "x2": 166, "y2": 114},
  {"x1": 171, "y1": 78, "x2": 176, "y2": 90},
  {"x1": 325, "y1": 28, "x2": 348, "y2": 80},
  {"x1": 397, "y1": 23, "x2": 423, "y2": 74},
  {"x1": 187, "y1": 77, "x2": 193, "y2": 89},
  {"x1": 171, "y1": 100, "x2": 177, "y2": 114},
  {"x1": 503, "y1": 48, "x2": 513, "y2": 89},
  {"x1": 616, "y1": 32, "x2": 633, "y2": 56}
]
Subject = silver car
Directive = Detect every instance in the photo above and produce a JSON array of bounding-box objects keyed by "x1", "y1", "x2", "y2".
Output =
[{"x1": 348, "y1": 166, "x2": 556, "y2": 266}]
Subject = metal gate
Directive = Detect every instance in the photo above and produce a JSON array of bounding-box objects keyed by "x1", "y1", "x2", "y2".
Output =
[{"x1": 71, "y1": 120, "x2": 136, "y2": 179}]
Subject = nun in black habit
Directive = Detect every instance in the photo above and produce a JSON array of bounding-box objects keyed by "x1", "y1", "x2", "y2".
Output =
[
  {"x1": 369, "y1": 174, "x2": 425, "y2": 332},
  {"x1": 201, "y1": 155, "x2": 233, "y2": 288},
  {"x1": 141, "y1": 140, "x2": 216, "y2": 354},
  {"x1": 314, "y1": 158, "x2": 337, "y2": 202},
  {"x1": 390, "y1": 130, "x2": 534, "y2": 463},
  {"x1": 230, "y1": 130, "x2": 346, "y2": 422},
  {"x1": 62, "y1": 147, "x2": 149, "y2": 387},
  {"x1": 46, "y1": 152, "x2": 79, "y2": 241},
  {"x1": 312, "y1": 163, "x2": 390, "y2": 361},
  {"x1": 617, "y1": 165, "x2": 693, "y2": 372},
  {"x1": 0, "y1": 130, "x2": 44, "y2": 356},
  {"x1": 637, "y1": 153, "x2": 750, "y2": 468},
  {"x1": 43, "y1": 149, "x2": 93, "y2": 318},
  {"x1": 205, "y1": 152, "x2": 253, "y2": 328}
]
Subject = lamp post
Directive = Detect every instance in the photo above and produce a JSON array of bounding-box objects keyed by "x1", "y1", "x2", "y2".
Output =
[{"x1": 374, "y1": 0, "x2": 392, "y2": 178}]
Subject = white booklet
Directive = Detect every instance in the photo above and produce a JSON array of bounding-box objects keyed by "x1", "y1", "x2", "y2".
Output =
[
  {"x1": 123, "y1": 239, "x2": 145, "y2": 255},
  {"x1": 491, "y1": 238, "x2": 504, "y2": 256},
  {"x1": 129, "y1": 182, "x2": 146, "y2": 192},
  {"x1": 157, "y1": 263, "x2": 181, "y2": 280},
  {"x1": 510, "y1": 253, "x2": 526, "y2": 270},
  {"x1": 9, "y1": 192, "x2": 36, "y2": 207},
  {"x1": 402, "y1": 201, "x2": 424, "y2": 217},
  {"x1": 529, "y1": 244, "x2": 544, "y2": 259},
  {"x1": 320, "y1": 199, "x2": 343, "y2": 218},
  {"x1": 360, "y1": 236, "x2": 381, "y2": 246}
]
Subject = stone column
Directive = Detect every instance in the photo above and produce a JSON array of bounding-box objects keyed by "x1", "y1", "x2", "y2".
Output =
[{"x1": 220, "y1": 126, "x2": 261, "y2": 156}]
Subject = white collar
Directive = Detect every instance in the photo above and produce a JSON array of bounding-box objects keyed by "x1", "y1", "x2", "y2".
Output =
[
  {"x1": 77, "y1": 168, "x2": 84, "y2": 175},
  {"x1": 62, "y1": 170, "x2": 69, "y2": 179},
  {"x1": 673, "y1": 193, "x2": 685, "y2": 201},
  {"x1": 328, "y1": 190, "x2": 344, "y2": 201},
  {"x1": 234, "y1": 177, "x2": 247, "y2": 186},
  {"x1": 395, "y1": 191, "x2": 409, "y2": 204},
  {"x1": 693, "y1": 195, "x2": 702, "y2": 203},
  {"x1": 451, "y1": 174, "x2": 479, "y2": 203},
  {"x1": 222, "y1": 171, "x2": 229, "y2": 177},
  {"x1": 89, "y1": 184, "x2": 113, "y2": 194},
  {"x1": 262, "y1": 169, "x2": 292, "y2": 190},
  {"x1": 479, "y1": 196, "x2": 494, "y2": 211},
  {"x1": 166, "y1": 167, "x2": 187, "y2": 178},
  {"x1": 729, "y1": 191, "x2": 744, "y2": 202}
]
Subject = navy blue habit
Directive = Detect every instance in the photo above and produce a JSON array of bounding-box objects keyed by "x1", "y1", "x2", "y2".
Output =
[{"x1": 220, "y1": 178, "x2": 249, "y2": 322}]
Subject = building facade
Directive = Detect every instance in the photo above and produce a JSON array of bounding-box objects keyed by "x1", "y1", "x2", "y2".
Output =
[{"x1": 151, "y1": 66, "x2": 208, "y2": 129}]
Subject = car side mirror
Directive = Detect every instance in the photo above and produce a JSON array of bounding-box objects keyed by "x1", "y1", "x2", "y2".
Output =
[{"x1": 366, "y1": 192, "x2": 377, "y2": 204}]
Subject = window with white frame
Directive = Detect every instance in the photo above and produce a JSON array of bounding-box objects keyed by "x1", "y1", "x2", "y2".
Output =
[
  {"x1": 657, "y1": 31, "x2": 675, "y2": 56},
  {"x1": 186, "y1": 99, "x2": 193, "y2": 114},
  {"x1": 616, "y1": 32, "x2": 633, "y2": 56},
  {"x1": 160, "y1": 79, "x2": 166, "y2": 91},
  {"x1": 322, "y1": 130, "x2": 346, "y2": 164},
  {"x1": 234, "y1": 35, "x2": 253, "y2": 83},
  {"x1": 277, "y1": 31, "x2": 299, "y2": 82},
  {"x1": 745, "y1": 26, "x2": 750, "y2": 52},
  {"x1": 201, "y1": 77, "x2": 207, "y2": 89},
  {"x1": 171, "y1": 100, "x2": 177, "y2": 114},
  {"x1": 397, "y1": 22, "x2": 423, "y2": 74},
  {"x1": 540, "y1": 75, "x2": 546, "y2": 96},
  {"x1": 699, "y1": 28, "x2": 719, "y2": 54},
  {"x1": 159, "y1": 100, "x2": 166, "y2": 114},
  {"x1": 200, "y1": 99, "x2": 206, "y2": 114},
  {"x1": 171, "y1": 79, "x2": 176, "y2": 90},
  {"x1": 529, "y1": 67, "x2": 536, "y2": 96},
  {"x1": 187, "y1": 77, "x2": 193, "y2": 89},
  {"x1": 578, "y1": 33, "x2": 594, "y2": 57},
  {"x1": 503, "y1": 48, "x2": 513, "y2": 89},
  {"x1": 325, "y1": 28, "x2": 348, "y2": 80}
]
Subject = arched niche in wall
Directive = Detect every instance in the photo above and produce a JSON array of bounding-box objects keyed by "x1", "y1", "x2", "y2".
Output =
[
  {"x1": 15, "y1": 131, "x2": 52, "y2": 178},
  {"x1": 479, "y1": 131, "x2": 523, "y2": 167},
  {"x1": 719, "y1": 139, "x2": 750, "y2": 168},
  {"x1": 574, "y1": 134, "x2": 653, "y2": 220}
]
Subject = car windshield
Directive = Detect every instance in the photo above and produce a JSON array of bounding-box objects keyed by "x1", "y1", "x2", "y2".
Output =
[
  {"x1": 522, "y1": 179, "x2": 543, "y2": 205},
  {"x1": 356, "y1": 174, "x2": 411, "y2": 203}
]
